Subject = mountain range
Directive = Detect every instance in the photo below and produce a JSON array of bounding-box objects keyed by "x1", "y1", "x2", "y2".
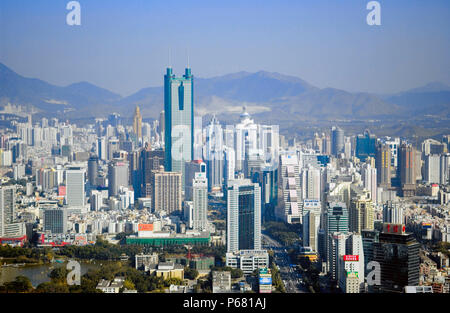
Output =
[{"x1": 1, "y1": 62, "x2": 449, "y2": 122}]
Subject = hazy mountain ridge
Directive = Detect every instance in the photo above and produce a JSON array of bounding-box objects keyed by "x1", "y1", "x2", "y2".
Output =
[
  {"x1": 0, "y1": 63, "x2": 121, "y2": 115},
  {"x1": 0, "y1": 62, "x2": 449, "y2": 121}
]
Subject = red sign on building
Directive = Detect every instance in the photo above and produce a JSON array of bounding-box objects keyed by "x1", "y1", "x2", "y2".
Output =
[
  {"x1": 343, "y1": 255, "x2": 359, "y2": 262},
  {"x1": 58, "y1": 185, "x2": 66, "y2": 196}
]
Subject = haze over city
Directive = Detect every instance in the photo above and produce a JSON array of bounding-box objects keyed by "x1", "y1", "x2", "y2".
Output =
[
  {"x1": 0, "y1": 0, "x2": 449, "y2": 306},
  {"x1": 1, "y1": 0, "x2": 449, "y2": 96}
]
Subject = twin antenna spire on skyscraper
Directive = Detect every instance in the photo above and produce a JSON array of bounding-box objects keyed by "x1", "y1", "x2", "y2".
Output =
[{"x1": 167, "y1": 48, "x2": 190, "y2": 69}]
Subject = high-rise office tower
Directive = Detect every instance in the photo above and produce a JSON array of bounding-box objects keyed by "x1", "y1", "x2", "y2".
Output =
[
  {"x1": 159, "y1": 110, "x2": 165, "y2": 144},
  {"x1": 422, "y1": 138, "x2": 447, "y2": 156},
  {"x1": 376, "y1": 143, "x2": 392, "y2": 189},
  {"x1": 355, "y1": 130, "x2": 377, "y2": 162},
  {"x1": 398, "y1": 144, "x2": 416, "y2": 197},
  {"x1": 140, "y1": 147, "x2": 165, "y2": 198},
  {"x1": 373, "y1": 223, "x2": 420, "y2": 293},
  {"x1": 35, "y1": 167, "x2": 58, "y2": 192},
  {"x1": 443, "y1": 135, "x2": 450, "y2": 152},
  {"x1": 97, "y1": 137, "x2": 107, "y2": 161},
  {"x1": 193, "y1": 115, "x2": 203, "y2": 161},
  {"x1": 65, "y1": 166, "x2": 86, "y2": 207},
  {"x1": 301, "y1": 165, "x2": 321, "y2": 200},
  {"x1": 185, "y1": 160, "x2": 206, "y2": 201},
  {"x1": 223, "y1": 147, "x2": 235, "y2": 187},
  {"x1": 345, "y1": 234, "x2": 365, "y2": 290},
  {"x1": 133, "y1": 106, "x2": 143, "y2": 141},
  {"x1": 43, "y1": 208, "x2": 68, "y2": 234},
  {"x1": 414, "y1": 149, "x2": 422, "y2": 182},
  {"x1": 302, "y1": 203, "x2": 321, "y2": 252},
  {"x1": 259, "y1": 124, "x2": 280, "y2": 166},
  {"x1": 108, "y1": 159, "x2": 129, "y2": 197},
  {"x1": 108, "y1": 113, "x2": 121, "y2": 127},
  {"x1": 151, "y1": 166, "x2": 182, "y2": 214},
  {"x1": 324, "y1": 203, "x2": 349, "y2": 263},
  {"x1": 227, "y1": 178, "x2": 261, "y2": 253},
  {"x1": 382, "y1": 137, "x2": 400, "y2": 167},
  {"x1": 90, "y1": 190, "x2": 104, "y2": 211},
  {"x1": 361, "y1": 229, "x2": 379, "y2": 270},
  {"x1": 234, "y1": 108, "x2": 258, "y2": 172},
  {"x1": 440, "y1": 153, "x2": 450, "y2": 185},
  {"x1": 313, "y1": 133, "x2": 324, "y2": 154},
  {"x1": 323, "y1": 134, "x2": 332, "y2": 155},
  {"x1": 382, "y1": 201, "x2": 403, "y2": 224},
  {"x1": 349, "y1": 190, "x2": 374, "y2": 234},
  {"x1": 325, "y1": 202, "x2": 349, "y2": 236},
  {"x1": 424, "y1": 154, "x2": 441, "y2": 184},
  {"x1": 344, "y1": 137, "x2": 352, "y2": 159},
  {"x1": 328, "y1": 232, "x2": 365, "y2": 288},
  {"x1": 260, "y1": 166, "x2": 278, "y2": 222},
  {"x1": 328, "y1": 232, "x2": 349, "y2": 281},
  {"x1": 130, "y1": 150, "x2": 142, "y2": 198},
  {"x1": 0, "y1": 186, "x2": 15, "y2": 237},
  {"x1": 192, "y1": 172, "x2": 208, "y2": 231},
  {"x1": 107, "y1": 137, "x2": 120, "y2": 161},
  {"x1": 205, "y1": 115, "x2": 224, "y2": 192},
  {"x1": 88, "y1": 154, "x2": 99, "y2": 187},
  {"x1": 142, "y1": 122, "x2": 151, "y2": 145},
  {"x1": 277, "y1": 154, "x2": 302, "y2": 224},
  {"x1": 361, "y1": 163, "x2": 377, "y2": 204},
  {"x1": 338, "y1": 256, "x2": 361, "y2": 293},
  {"x1": 331, "y1": 126, "x2": 344, "y2": 157},
  {"x1": 336, "y1": 234, "x2": 365, "y2": 293},
  {"x1": 164, "y1": 67, "x2": 194, "y2": 183}
]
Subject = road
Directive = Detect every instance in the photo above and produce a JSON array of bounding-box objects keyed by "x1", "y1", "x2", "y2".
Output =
[{"x1": 262, "y1": 233, "x2": 308, "y2": 293}]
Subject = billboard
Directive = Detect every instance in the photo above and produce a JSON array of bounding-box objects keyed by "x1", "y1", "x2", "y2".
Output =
[
  {"x1": 343, "y1": 255, "x2": 359, "y2": 262},
  {"x1": 74, "y1": 235, "x2": 87, "y2": 245},
  {"x1": 58, "y1": 185, "x2": 66, "y2": 196},
  {"x1": 138, "y1": 224, "x2": 153, "y2": 231},
  {"x1": 259, "y1": 276, "x2": 272, "y2": 285},
  {"x1": 383, "y1": 223, "x2": 406, "y2": 235},
  {"x1": 303, "y1": 199, "x2": 320, "y2": 210}
]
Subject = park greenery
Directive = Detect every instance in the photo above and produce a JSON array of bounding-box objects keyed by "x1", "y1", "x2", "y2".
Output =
[
  {"x1": 210, "y1": 265, "x2": 243, "y2": 279},
  {"x1": 0, "y1": 236, "x2": 230, "y2": 293},
  {"x1": 263, "y1": 221, "x2": 301, "y2": 246},
  {"x1": 0, "y1": 244, "x2": 55, "y2": 264},
  {"x1": 433, "y1": 241, "x2": 450, "y2": 257},
  {"x1": 0, "y1": 261, "x2": 186, "y2": 293},
  {"x1": 58, "y1": 237, "x2": 143, "y2": 260},
  {"x1": 0, "y1": 276, "x2": 33, "y2": 293},
  {"x1": 0, "y1": 238, "x2": 144, "y2": 264}
]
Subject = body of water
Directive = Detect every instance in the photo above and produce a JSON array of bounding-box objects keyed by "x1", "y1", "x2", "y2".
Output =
[{"x1": 0, "y1": 260, "x2": 114, "y2": 287}]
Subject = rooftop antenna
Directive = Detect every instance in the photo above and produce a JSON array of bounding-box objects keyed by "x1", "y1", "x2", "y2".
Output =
[
  {"x1": 168, "y1": 47, "x2": 172, "y2": 68},
  {"x1": 187, "y1": 46, "x2": 190, "y2": 69}
]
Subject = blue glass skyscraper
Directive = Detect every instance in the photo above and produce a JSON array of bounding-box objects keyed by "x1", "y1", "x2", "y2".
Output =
[{"x1": 164, "y1": 67, "x2": 194, "y2": 184}]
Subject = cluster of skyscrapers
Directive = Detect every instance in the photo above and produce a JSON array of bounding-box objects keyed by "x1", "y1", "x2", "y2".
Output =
[{"x1": 0, "y1": 66, "x2": 449, "y2": 293}]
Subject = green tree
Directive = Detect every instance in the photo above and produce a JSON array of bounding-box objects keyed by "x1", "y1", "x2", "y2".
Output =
[
  {"x1": 184, "y1": 267, "x2": 199, "y2": 280},
  {"x1": 49, "y1": 267, "x2": 69, "y2": 283},
  {"x1": 122, "y1": 279, "x2": 135, "y2": 291},
  {"x1": 35, "y1": 282, "x2": 69, "y2": 293},
  {"x1": 1, "y1": 276, "x2": 33, "y2": 293},
  {"x1": 230, "y1": 268, "x2": 243, "y2": 279}
]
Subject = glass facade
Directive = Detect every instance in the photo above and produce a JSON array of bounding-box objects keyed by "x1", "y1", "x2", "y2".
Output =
[{"x1": 164, "y1": 67, "x2": 194, "y2": 187}]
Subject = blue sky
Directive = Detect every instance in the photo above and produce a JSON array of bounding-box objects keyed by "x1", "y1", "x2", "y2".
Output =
[{"x1": 0, "y1": 0, "x2": 449, "y2": 96}]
